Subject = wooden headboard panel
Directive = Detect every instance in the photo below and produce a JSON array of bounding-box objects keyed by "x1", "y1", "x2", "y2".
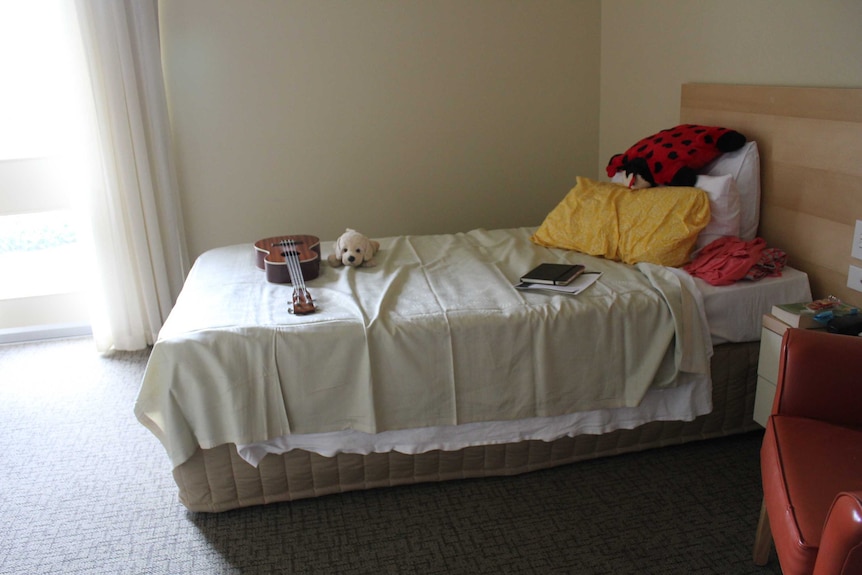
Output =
[{"x1": 681, "y1": 83, "x2": 862, "y2": 306}]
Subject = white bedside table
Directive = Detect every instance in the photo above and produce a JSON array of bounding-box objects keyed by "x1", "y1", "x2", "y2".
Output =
[{"x1": 753, "y1": 314, "x2": 792, "y2": 427}]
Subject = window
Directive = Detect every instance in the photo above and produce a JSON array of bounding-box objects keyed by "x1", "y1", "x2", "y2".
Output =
[
  {"x1": 0, "y1": 1, "x2": 91, "y2": 338},
  {"x1": 0, "y1": 210, "x2": 84, "y2": 300}
]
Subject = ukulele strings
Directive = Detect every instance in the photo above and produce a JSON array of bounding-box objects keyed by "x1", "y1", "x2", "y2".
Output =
[{"x1": 285, "y1": 241, "x2": 306, "y2": 290}]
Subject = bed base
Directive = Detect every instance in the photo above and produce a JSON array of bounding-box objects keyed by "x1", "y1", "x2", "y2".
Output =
[{"x1": 173, "y1": 341, "x2": 760, "y2": 513}]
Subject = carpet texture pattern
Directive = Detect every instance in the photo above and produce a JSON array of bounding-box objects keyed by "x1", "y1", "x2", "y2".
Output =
[{"x1": 0, "y1": 337, "x2": 782, "y2": 574}]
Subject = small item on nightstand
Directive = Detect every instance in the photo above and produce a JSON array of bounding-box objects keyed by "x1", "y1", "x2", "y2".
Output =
[
  {"x1": 826, "y1": 314, "x2": 862, "y2": 336},
  {"x1": 770, "y1": 297, "x2": 858, "y2": 329}
]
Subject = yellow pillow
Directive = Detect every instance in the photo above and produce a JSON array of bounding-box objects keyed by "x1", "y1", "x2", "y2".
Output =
[{"x1": 531, "y1": 177, "x2": 710, "y2": 267}]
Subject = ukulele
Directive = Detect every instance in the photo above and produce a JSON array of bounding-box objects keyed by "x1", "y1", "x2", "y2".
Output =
[
  {"x1": 254, "y1": 235, "x2": 320, "y2": 315},
  {"x1": 254, "y1": 235, "x2": 321, "y2": 284}
]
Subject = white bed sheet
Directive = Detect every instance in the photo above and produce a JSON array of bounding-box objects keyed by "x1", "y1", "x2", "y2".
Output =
[
  {"x1": 237, "y1": 373, "x2": 709, "y2": 466},
  {"x1": 698, "y1": 267, "x2": 811, "y2": 344}
]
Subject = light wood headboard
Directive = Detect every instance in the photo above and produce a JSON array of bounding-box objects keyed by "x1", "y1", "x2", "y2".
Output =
[{"x1": 681, "y1": 83, "x2": 862, "y2": 306}]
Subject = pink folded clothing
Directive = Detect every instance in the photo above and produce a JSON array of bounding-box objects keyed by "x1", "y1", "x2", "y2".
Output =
[{"x1": 684, "y1": 236, "x2": 769, "y2": 286}]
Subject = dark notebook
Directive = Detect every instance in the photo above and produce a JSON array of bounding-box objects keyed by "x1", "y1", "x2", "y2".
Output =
[{"x1": 520, "y1": 263, "x2": 585, "y2": 286}]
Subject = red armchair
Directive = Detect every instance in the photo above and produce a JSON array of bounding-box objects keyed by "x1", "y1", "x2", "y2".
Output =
[{"x1": 754, "y1": 328, "x2": 862, "y2": 574}]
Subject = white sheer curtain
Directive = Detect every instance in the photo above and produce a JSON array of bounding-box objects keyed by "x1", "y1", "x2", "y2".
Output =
[{"x1": 70, "y1": 0, "x2": 189, "y2": 351}]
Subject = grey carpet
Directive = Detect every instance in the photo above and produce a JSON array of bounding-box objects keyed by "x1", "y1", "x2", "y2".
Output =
[{"x1": 0, "y1": 337, "x2": 782, "y2": 575}]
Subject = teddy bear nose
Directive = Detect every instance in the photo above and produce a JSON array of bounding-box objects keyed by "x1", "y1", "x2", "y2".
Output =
[{"x1": 347, "y1": 255, "x2": 355, "y2": 263}]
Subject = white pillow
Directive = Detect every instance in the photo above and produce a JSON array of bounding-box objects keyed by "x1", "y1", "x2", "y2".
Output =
[
  {"x1": 693, "y1": 174, "x2": 741, "y2": 250},
  {"x1": 700, "y1": 141, "x2": 761, "y2": 241}
]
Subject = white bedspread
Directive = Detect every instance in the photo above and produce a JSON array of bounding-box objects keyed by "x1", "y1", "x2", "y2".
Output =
[{"x1": 135, "y1": 228, "x2": 712, "y2": 468}]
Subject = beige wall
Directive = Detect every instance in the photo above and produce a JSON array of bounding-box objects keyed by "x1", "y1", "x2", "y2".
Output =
[
  {"x1": 161, "y1": 1, "x2": 862, "y2": 260},
  {"x1": 160, "y1": 0, "x2": 601, "y2": 259},
  {"x1": 599, "y1": 0, "x2": 862, "y2": 176}
]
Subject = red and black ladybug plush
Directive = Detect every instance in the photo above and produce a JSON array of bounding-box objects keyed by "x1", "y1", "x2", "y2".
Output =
[{"x1": 606, "y1": 124, "x2": 746, "y2": 187}]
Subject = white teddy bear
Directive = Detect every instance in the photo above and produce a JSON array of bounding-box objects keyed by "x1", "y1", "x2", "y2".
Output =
[{"x1": 328, "y1": 228, "x2": 380, "y2": 268}]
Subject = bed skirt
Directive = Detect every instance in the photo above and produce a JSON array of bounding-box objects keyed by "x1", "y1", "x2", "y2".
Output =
[{"x1": 172, "y1": 341, "x2": 760, "y2": 513}]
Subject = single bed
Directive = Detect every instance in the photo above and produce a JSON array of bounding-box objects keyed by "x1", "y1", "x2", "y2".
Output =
[{"x1": 137, "y1": 84, "x2": 862, "y2": 512}]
